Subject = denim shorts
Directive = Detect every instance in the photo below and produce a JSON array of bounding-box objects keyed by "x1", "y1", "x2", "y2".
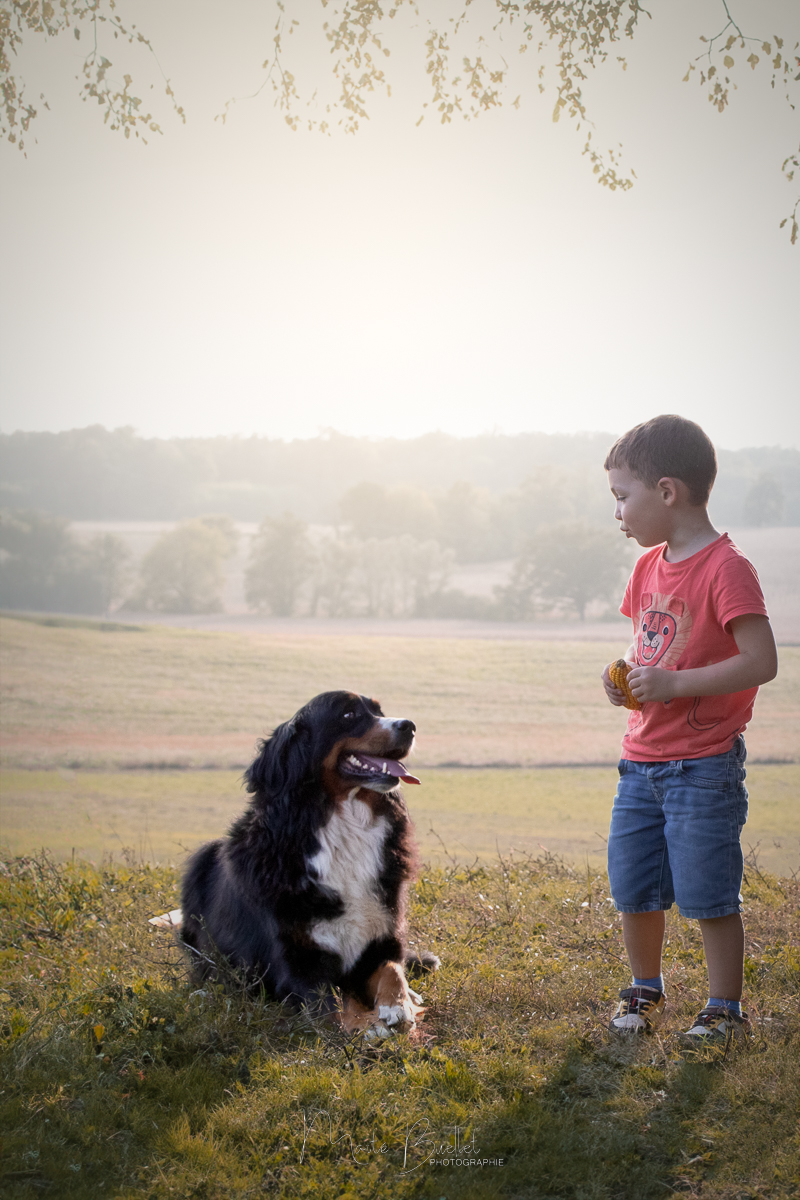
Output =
[{"x1": 607, "y1": 736, "x2": 749, "y2": 919}]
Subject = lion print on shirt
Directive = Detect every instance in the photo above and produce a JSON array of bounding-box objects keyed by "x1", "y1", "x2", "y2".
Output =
[
  {"x1": 630, "y1": 590, "x2": 725, "y2": 733},
  {"x1": 634, "y1": 592, "x2": 692, "y2": 669}
]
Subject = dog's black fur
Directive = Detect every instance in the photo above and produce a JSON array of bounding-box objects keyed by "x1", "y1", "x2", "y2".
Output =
[{"x1": 181, "y1": 691, "x2": 436, "y2": 1019}]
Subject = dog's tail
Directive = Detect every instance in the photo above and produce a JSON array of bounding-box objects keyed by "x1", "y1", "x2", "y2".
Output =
[{"x1": 405, "y1": 950, "x2": 440, "y2": 977}]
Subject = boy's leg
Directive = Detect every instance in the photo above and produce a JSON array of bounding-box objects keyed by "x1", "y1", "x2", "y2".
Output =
[
  {"x1": 622, "y1": 910, "x2": 666, "y2": 980},
  {"x1": 698, "y1": 912, "x2": 744, "y2": 1001},
  {"x1": 681, "y1": 912, "x2": 749, "y2": 1047},
  {"x1": 660, "y1": 741, "x2": 750, "y2": 1046},
  {"x1": 606, "y1": 760, "x2": 672, "y2": 1033}
]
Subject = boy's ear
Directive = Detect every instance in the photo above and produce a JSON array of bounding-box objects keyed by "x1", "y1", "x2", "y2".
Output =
[{"x1": 657, "y1": 476, "x2": 681, "y2": 506}]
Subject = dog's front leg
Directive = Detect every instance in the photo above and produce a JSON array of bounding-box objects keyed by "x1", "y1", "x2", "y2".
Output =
[{"x1": 366, "y1": 961, "x2": 423, "y2": 1035}]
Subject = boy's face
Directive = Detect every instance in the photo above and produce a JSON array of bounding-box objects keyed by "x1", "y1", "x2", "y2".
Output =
[{"x1": 607, "y1": 467, "x2": 672, "y2": 547}]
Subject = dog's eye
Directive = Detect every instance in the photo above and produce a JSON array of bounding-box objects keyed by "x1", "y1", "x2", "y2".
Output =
[{"x1": 343, "y1": 711, "x2": 355, "y2": 720}]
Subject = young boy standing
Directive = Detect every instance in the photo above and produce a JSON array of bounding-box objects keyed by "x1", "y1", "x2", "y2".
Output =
[{"x1": 601, "y1": 415, "x2": 778, "y2": 1046}]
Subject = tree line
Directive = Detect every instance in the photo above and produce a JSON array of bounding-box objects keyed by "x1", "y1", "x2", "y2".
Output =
[
  {"x1": 0, "y1": 507, "x2": 633, "y2": 623},
  {"x1": 1, "y1": 428, "x2": 793, "y2": 620},
  {"x1": 1, "y1": 427, "x2": 797, "y2": 530}
]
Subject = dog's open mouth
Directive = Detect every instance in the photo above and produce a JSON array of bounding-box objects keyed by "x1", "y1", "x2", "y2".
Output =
[{"x1": 338, "y1": 752, "x2": 420, "y2": 787}]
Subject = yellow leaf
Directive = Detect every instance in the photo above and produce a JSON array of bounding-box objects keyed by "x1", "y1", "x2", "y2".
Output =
[
  {"x1": 93, "y1": 1024, "x2": 105, "y2": 1041},
  {"x1": 724, "y1": 55, "x2": 734, "y2": 69}
]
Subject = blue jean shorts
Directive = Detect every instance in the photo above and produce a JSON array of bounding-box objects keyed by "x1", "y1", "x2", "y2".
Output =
[{"x1": 607, "y1": 736, "x2": 749, "y2": 919}]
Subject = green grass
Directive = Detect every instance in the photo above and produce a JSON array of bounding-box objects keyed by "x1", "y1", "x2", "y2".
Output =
[
  {"x1": 2, "y1": 615, "x2": 799, "y2": 1196},
  {"x1": 2, "y1": 616, "x2": 797, "y2": 769},
  {"x1": 1, "y1": 852, "x2": 798, "y2": 1199},
  {"x1": 2, "y1": 764, "x2": 799, "y2": 878}
]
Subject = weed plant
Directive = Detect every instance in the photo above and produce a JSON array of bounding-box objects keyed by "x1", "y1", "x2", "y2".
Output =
[{"x1": 1, "y1": 849, "x2": 798, "y2": 1199}]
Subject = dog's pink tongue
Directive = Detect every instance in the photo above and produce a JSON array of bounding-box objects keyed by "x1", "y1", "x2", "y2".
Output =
[{"x1": 358, "y1": 754, "x2": 420, "y2": 784}]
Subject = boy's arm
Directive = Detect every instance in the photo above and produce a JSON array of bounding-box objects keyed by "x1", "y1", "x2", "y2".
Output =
[
  {"x1": 627, "y1": 615, "x2": 778, "y2": 704},
  {"x1": 601, "y1": 643, "x2": 637, "y2": 706}
]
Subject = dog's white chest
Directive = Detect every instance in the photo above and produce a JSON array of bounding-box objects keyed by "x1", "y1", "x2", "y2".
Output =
[{"x1": 307, "y1": 795, "x2": 393, "y2": 971}]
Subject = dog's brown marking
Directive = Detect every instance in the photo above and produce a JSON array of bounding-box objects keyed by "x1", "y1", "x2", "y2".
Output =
[
  {"x1": 336, "y1": 962, "x2": 422, "y2": 1035},
  {"x1": 367, "y1": 960, "x2": 411, "y2": 1008},
  {"x1": 322, "y1": 718, "x2": 411, "y2": 803},
  {"x1": 338, "y1": 993, "x2": 376, "y2": 1033}
]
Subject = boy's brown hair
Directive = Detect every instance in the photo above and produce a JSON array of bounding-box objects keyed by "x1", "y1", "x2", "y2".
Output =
[{"x1": 604, "y1": 414, "x2": 717, "y2": 506}]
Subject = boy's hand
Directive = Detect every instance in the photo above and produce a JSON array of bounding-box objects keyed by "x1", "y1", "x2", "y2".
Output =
[
  {"x1": 627, "y1": 665, "x2": 677, "y2": 704},
  {"x1": 601, "y1": 662, "x2": 628, "y2": 706}
]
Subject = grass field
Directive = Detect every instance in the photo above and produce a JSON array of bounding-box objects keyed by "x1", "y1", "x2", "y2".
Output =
[
  {"x1": 2, "y1": 613, "x2": 799, "y2": 876},
  {"x1": 2, "y1": 616, "x2": 798, "y2": 769},
  {"x1": 2, "y1": 616, "x2": 800, "y2": 1197},
  {"x1": 2, "y1": 764, "x2": 799, "y2": 878},
  {"x1": 0, "y1": 853, "x2": 798, "y2": 1199}
]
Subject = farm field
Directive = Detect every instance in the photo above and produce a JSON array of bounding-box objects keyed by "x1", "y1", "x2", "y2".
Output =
[
  {"x1": 2, "y1": 613, "x2": 798, "y2": 876},
  {"x1": 1, "y1": 616, "x2": 798, "y2": 770},
  {"x1": 2, "y1": 764, "x2": 799, "y2": 878}
]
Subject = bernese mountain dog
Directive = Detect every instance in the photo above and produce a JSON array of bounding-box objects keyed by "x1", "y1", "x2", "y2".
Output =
[{"x1": 155, "y1": 691, "x2": 438, "y2": 1037}]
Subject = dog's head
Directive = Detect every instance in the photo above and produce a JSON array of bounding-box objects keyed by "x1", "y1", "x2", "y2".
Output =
[{"x1": 245, "y1": 691, "x2": 417, "y2": 800}]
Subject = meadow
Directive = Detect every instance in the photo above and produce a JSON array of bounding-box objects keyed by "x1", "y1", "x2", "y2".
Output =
[
  {"x1": 1, "y1": 614, "x2": 799, "y2": 1197},
  {"x1": 2, "y1": 615, "x2": 798, "y2": 771},
  {"x1": 1, "y1": 852, "x2": 798, "y2": 1199},
  {"x1": 2, "y1": 764, "x2": 799, "y2": 879}
]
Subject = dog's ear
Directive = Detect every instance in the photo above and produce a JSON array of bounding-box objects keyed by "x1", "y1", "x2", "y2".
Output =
[{"x1": 245, "y1": 717, "x2": 310, "y2": 797}]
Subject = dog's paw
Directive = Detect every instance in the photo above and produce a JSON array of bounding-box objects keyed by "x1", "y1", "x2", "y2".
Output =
[
  {"x1": 364, "y1": 1022, "x2": 394, "y2": 1042},
  {"x1": 377, "y1": 1001, "x2": 417, "y2": 1032},
  {"x1": 408, "y1": 989, "x2": 424, "y2": 1006}
]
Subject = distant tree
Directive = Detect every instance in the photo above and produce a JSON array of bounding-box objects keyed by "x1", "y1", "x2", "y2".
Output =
[
  {"x1": 310, "y1": 535, "x2": 360, "y2": 617},
  {"x1": 245, "y1": 513, "x2": 313, "y2": 616},
  {"x1": 400, "y1": 535, "x2": 455, "y2": 617},
  {"x1": 497, "y1": 520, "x2": 630, "y2": 621},
  {"x1": 436, "y1": 482, "x2": 500, "y2": 562},
  {"x1": 195, "y1": 514, "x2": 239, "y2": 556},
  {"x1": 350, "y1": 534, "x2": 453, "y2": 618},
  {"x1": 131, "y1": 519, "x2": 233, "y2": 613},
  {"x1": 339, "y1": 482, "x2": 440, "y2": 542},
  {"x1": 742, "y1": 473, "x2": 785, "y2": 527},
  {"x1": 503, "y1": 467, "x2": 574, "y2": 548},
  {"x1": 82, "y1": 533, "x2": 132, "y2": 616},
  {"x1": 0, "y1": 508, "x2": 128, "y2": 614}
]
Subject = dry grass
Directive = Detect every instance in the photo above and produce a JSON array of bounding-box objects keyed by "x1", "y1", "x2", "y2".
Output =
[
  {"x1": 1, "y1": 616, "x2": 797, "y2": 769},
  {"x1": 0, "y1": 851, "x2": 798, "y2": 1199},
  {"x1": 2, "y1": 764, "x2": 799, "y2": 879}
]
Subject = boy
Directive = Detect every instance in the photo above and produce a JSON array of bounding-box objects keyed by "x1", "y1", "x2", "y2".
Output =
[{"x1": 601, "y1": 414, "x2": 778, "y2": 1047}]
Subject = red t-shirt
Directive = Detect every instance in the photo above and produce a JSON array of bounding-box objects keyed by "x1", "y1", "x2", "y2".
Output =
[{"x1": 619, "y1": 533, "x2": 769, "y2": 762}]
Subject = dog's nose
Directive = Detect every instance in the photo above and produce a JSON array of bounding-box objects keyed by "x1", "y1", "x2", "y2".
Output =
[{"x1": 395, "y1": 719, "x2": 416, "y2": 735}]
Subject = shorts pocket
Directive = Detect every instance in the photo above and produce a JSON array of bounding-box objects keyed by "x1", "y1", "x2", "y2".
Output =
[{"x1": 677, "y1": 754, "x2": 730, "y2": 791}]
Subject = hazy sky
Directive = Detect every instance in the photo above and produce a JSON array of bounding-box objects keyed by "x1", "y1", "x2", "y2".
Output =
[{"x1": 1, "y1": 0, "x2": 798, "y2": 449}]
